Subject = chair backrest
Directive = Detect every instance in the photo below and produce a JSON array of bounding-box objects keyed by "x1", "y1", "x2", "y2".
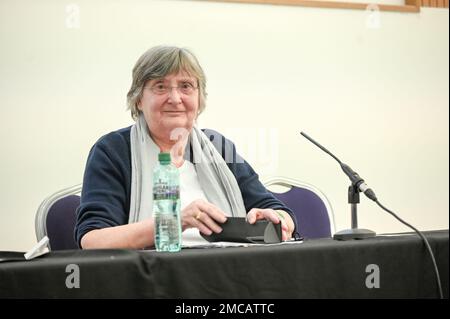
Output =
[
  {"x1": 264, "y1": 177, "x2": 335, "y2": 239},
  {"x1": 35, "y1": 184, "x2": 82, "y2": 251}
]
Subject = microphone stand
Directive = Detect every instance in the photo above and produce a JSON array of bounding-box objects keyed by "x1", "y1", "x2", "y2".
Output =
[
  {"x1": 299, "y1": 132, "x2": 376, "y2": 240},
  {"x1": 300, "y1": 131, "x2": 443, "y2": 298},
  {"x1": 332, "y1": 183, "x2": 376, "y2": 240}
]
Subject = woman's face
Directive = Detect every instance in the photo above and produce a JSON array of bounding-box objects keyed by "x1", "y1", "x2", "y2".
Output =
[{"x1": 138, "y1": 71, "x2": 199, "y2": 142}]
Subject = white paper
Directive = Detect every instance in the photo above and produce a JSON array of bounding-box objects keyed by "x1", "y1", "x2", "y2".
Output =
[
  {"x1": 24, "y1": 236, "x2": 49, "y2": 260},
  {"x1": 182, "y1": 239, "x2": 303, "y2": 249}
]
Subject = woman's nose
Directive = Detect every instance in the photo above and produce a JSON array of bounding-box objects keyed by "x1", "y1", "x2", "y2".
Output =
[{"x1": 167, "y1": 87, "x2": 182, "y2": 104}]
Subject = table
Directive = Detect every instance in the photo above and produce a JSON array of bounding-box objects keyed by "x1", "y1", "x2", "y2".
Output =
[{"x1": 0, "y1": 230, "x2": 448, "y2": 298}]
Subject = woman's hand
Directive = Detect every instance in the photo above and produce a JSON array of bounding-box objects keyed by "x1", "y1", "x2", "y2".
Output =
[
  {"x1": 246, "y1": 208, "x2": 295, "y2": 241},
  {"x1": 181, "y1": 199, "x2": 228, "y2": 235}
]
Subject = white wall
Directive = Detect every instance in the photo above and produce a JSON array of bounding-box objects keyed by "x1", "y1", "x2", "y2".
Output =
[{"x1": 0, "y1": 0, "x2": 448, "y2": 251}]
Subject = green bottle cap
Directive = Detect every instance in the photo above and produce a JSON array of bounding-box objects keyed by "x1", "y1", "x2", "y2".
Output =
[{"x1": 158, "y1": 152, "x2": 171, "y2": 163}]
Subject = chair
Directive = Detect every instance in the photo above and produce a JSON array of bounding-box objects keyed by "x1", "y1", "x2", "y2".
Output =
[
  {"x1": 35, "y1": 184, "x2": 82, "y2": 250},
  {"x1": 263, "y1": 176, "x2": 335, "y2": 239}
]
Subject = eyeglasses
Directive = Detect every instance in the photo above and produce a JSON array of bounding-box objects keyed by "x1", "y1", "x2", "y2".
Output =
[{"x1": 146, "y1": 82, "x2": 198, "y2": 96}]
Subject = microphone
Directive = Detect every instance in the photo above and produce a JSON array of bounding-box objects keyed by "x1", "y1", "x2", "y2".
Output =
[{"x1": 300, "y1": 132, "x2": 377, "y2": 201}]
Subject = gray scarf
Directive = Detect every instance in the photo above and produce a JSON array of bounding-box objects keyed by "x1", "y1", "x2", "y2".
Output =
[{"x1": 128, "y1": 114, "x2": 246, "y2": 223}]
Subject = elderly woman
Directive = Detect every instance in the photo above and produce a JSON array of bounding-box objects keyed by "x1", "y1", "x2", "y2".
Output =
[{"x1": 75, "y1": 46, "x2": 297, "y2": 249}]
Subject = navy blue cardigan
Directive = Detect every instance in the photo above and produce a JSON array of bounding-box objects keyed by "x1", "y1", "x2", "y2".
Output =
[{"x1": 75, "y1": 127, "x2": 297, "y2": 246}]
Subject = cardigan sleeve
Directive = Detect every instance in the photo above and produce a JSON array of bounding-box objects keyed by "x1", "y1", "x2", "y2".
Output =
[{"x1": 74, "y1": 131, "x2": 132, "y2": 247}]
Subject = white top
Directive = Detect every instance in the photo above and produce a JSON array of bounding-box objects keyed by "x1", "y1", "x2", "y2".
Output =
[{"x1": 179, "y1": 160, "x2": 222, "y2": 246}]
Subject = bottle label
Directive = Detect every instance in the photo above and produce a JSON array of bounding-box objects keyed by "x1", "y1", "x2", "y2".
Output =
[{"x1": 153, "y1": 179, "x2": 180, "y2": 200}]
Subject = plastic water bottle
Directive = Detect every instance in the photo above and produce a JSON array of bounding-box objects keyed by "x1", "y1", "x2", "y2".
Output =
[{"x1": 153, "y1": 152, "x2": 182, "y2": 252}]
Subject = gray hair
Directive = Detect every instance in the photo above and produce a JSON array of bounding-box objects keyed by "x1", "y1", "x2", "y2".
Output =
[{"x1": 127, "y1": 46, "x2": 207, "y2": 120}]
